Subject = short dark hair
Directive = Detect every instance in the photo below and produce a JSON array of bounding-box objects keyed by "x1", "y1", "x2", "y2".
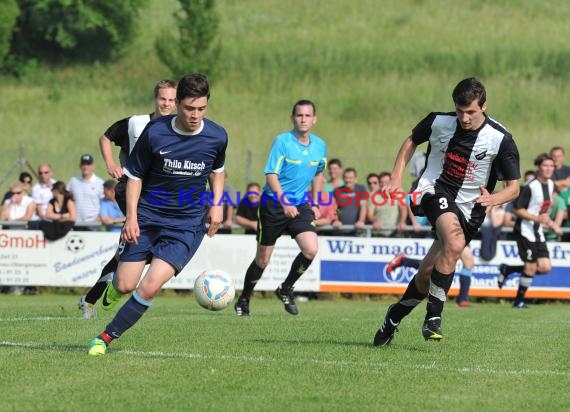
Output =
[
  {"x1": 378, "y1": 171, "x2": 391, "y2": 180},
  {"x1": 343, "y1": 167, "x2": 357, "y2": 176},
  {"x1": 291, "y1": 99, "x2": 316, "y2": 116},
  {"x1": 366, "y1": 173, "x2": 379, "y2": 182},
  {"x1": 328, "y1": 158, "x2": 342, "y2": 168},
  {"x1": 524, "y1": 170, "x2": 536, "y2": 179},
  {"x1": 534, "y1": 153, "x2": 553, "y2": 167},
  {"x1": 246, "y1": 182, "x2": 261, "y2": 191},
  {"x1": 154, "y1": 79, "x2": 177, "y2": 97},
  {"x1": 176, "y1": 74, "x2": 210, "y2": 101},
  {"x1": 103, "y1": 179, "x2": 117, "y2": 190},
  {"x1": 452, "y1": 77, "x2": 487, "y2": 108},
  {"x1": 19, "y1": 172, "x2": 32, "y2": 184}
]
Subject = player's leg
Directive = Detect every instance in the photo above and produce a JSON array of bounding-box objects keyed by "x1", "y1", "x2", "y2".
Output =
[
  {"x1": 274, "y1": 204, "x2": 319, "y2": 315},
  {"x1": 236, "y1": 199, "x2": 285, "y2": 316},
  {"x1": 88, "y1": 260, "x2": 147, "y2": 355},
  {"x1": 89, "y1": 228, "x2": 204, "y2": 355},
  {"x1": 497, "y1": 264, "x2": 524, "y2": 288},
  {"x1": 79, "y1": 251, "x2": 119, "y2": 319},
  {"x1": 513, "y1": 242, "x2": 548, "y2": 308},
  {"x1": 456, "y1": 247, "x2": 474, "y2": 307},
  {"x1": 373, "y1": 241, "x2": 440, "y2": 346},
  {"x1": 422, "y1": 212, "x2": 465, "y2": 340},
  {"x1": 273, "y1": 231, "x2": 318, "y2": 315},
  {"x1": 385, "y1": 253, "x2": 421, "y2": 274},
  {"x1": 513, "y1": 261, "x2": 537, "y2": 308}
]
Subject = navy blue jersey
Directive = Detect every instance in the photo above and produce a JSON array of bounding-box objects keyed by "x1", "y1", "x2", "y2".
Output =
[{"x1": 124, "y1": 115, "x2": 228, "y2": 228}]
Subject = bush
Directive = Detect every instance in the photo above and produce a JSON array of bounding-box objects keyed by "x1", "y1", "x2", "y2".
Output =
[
  {"x1": 155, "y1": 0, "x2": 221, "y2": 79},
  {"x1": 10, "y1": 0, "x2": 148, "y2": 63},
  {"x1": 0, "y1": 0, "x2": 19, "y2": 67}
]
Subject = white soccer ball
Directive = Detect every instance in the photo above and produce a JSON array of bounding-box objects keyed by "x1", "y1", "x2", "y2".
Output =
[{"x1": 193, "y1": 269, "x2": 235, "y2": 311}]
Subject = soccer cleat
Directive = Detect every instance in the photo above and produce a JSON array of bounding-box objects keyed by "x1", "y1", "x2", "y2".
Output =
[
  {"x1": 422, "y1": 317, "x2": 444, "y2": 341},
  {"x1": 234, "y1": 297, "x2": 250, "y2": 317},
  {"x1": 101, "y1": 282, "x2": 123, "y2": 311},
  {"x1": 512, "y1": 301, "x2": 528, "y2": 309},
  {"x1": 79, "y1": 295, "x2": 97, "y2": 319},
  {"x1": 88, "y1": 338, "x2": 107, "y2": 356},
  {"x1": 497, "y1": 264, "x2": 508, "y2": 289},
  {"x1": 456, "y1": 300, "x2": 472, "y2": 308},
  {"x1": 373, "y1": 304, "x2": 399, "y2": 346},
  {"x1": 386, "y1": 253, "x2": 405, "y2": 275},
  {"x1": 275, "y1": 285, "x2": 299, "y2": 315}
]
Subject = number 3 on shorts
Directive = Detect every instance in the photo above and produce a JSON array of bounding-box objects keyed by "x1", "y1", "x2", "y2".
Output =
[{"x1": 439, "y1": 197, "x2": 448, "y2": 209}]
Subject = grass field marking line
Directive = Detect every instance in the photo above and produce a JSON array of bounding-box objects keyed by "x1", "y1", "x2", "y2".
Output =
[
  {"x1": 2, "y1": 340, "x2": 570, "y2": 379},
  {"x1": 0, "y1": 316, "x2": 70, "y2": 322}
]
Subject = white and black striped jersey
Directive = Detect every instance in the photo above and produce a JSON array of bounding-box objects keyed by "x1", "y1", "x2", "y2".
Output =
[
  {"x1": 513, "y1": 178, "x2": 554, "y2": 242},
  {"x1": 412, "y1": 112, "x2": 520, "y2": 226},
  {"x1": 103, "y1": 113, "x2": 153, "y2": 178}
]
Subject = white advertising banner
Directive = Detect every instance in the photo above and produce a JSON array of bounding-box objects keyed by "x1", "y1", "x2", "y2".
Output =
[{"x1": 0, "y1": 230, "x2": 319, "y2": 291}]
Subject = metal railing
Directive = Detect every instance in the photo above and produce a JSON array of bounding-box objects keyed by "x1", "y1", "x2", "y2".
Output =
[{"x1": 2, "y1": 220, "x2": 569, "y2": 239}]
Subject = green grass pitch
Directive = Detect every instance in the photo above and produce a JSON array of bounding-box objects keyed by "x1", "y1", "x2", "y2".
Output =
[{"x1": 1, "y1": 295, "x2": 569, "y2": 411}]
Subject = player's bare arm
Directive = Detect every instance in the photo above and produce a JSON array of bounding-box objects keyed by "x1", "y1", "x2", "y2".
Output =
[
  {"x1": 99, "y1": 134, "x2": 124, "y2": 179},
  {"x1": 207, "y1": 171, "x2": 225, "y2": 237},
  {"x1": 122, "y1": 178, "x2": 142, "y2": 244},
  {"x1": 475, "y1": 179, "x2": 519, "y2": 207},
  {"x1": 386, "y1": 135, "x2": 417, "y2": 193},
  {"x1": 310, "y1": 172, "x2": 325, "y2": 220}
]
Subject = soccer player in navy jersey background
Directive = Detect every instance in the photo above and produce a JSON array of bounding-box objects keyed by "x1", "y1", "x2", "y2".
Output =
[
  {"x1": 88, "y1": 74, "x2": 228, "y2": 355},
  {"x1": 374, "y1": 77, "x2": 521, "y2": 346},
  {"x1": 234, "y1": 100, "x2": 327, "y2": 316},
  {"x1": 79, "y1": 80, "x2": 177, "y2": 319}
]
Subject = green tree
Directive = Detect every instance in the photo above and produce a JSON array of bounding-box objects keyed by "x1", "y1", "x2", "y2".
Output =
[
  {"x1": 11, "y1": 0, "x2": 148, "y2": 62},
  {"x1": 155, "y1": 0, "x2": 221, "y2": 79},
  {"x1": 0, "y1": 0, "x2": 19, "y2": 65}
]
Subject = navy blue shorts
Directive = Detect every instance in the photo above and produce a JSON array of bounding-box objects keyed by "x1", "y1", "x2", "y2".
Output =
[{"x1": 119, "y1": 224, "x2": 206, "y2": 274}]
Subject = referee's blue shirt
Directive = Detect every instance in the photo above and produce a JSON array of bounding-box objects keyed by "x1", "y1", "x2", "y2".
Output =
[{"x1": 263, "y1": 131, "x2": 327, "y2": 205}]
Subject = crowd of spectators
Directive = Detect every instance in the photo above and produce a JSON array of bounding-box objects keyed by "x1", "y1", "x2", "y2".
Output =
[{"x1": 1, "y1": 147, "x2": 569, "y2": 241}]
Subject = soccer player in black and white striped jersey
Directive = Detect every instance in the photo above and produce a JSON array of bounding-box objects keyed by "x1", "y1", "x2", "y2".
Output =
[
  {"x1": 373, "y1": 77, "x2": 521, "y2": 346},
  {"x1": 497, "y1": 153, "x2": 562, "y2": 308}
]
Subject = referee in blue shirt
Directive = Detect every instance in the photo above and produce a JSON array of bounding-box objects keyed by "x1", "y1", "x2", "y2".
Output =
[{"x1": 235, "y1": 100, "x2": 327, "y2": 316}]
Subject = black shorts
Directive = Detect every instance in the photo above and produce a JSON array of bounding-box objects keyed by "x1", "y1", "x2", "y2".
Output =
[
  {"x1": 256, "y1": 195, "x2": 316, "y2": 246},
  {"x1": 413, "y1": 193, "x2": 481, "y2": 245},
  {"x1": 114, "y1": 180, "x2": 127, "y2": 215},
  {"x1": 514, "y1": 235, "x2": 550, "y2": 262}
]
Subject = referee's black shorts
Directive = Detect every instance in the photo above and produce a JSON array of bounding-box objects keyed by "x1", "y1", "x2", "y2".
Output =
[{"x1": 256, "y1": 194, "x2": 316, "y2": 246}]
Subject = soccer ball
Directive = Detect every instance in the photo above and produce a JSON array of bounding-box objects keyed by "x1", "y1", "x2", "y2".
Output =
[{"x1": 193, "y1": 269, "x2": 235, "y2": 311}]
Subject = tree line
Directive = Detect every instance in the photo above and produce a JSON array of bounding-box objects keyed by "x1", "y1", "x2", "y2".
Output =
[{"x1": 0, "y1": 0, "x2": 220, "y2": 78}]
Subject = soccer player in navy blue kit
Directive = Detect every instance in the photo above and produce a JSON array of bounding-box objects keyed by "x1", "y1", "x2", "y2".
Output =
[
  {"x1": 88, "y1": 74, "x2": 228, "y2": 355},
  {"x1": 373, "y1": 77, "x2": 521, "y2": 346},
  {"x1": 79, "y1": 80, "x2": 177, "y2": 319},
  {"x1": 235, "y1": 100, "x2": 327, "y2": 316}
]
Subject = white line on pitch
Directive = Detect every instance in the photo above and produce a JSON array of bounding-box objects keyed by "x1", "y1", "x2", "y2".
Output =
[
  {"x1": 0, "y1": 317, "x2": 70, "y2": 322},
  {"x1": 1, "y1": 340, "x2": 569, "y2": 379}
]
